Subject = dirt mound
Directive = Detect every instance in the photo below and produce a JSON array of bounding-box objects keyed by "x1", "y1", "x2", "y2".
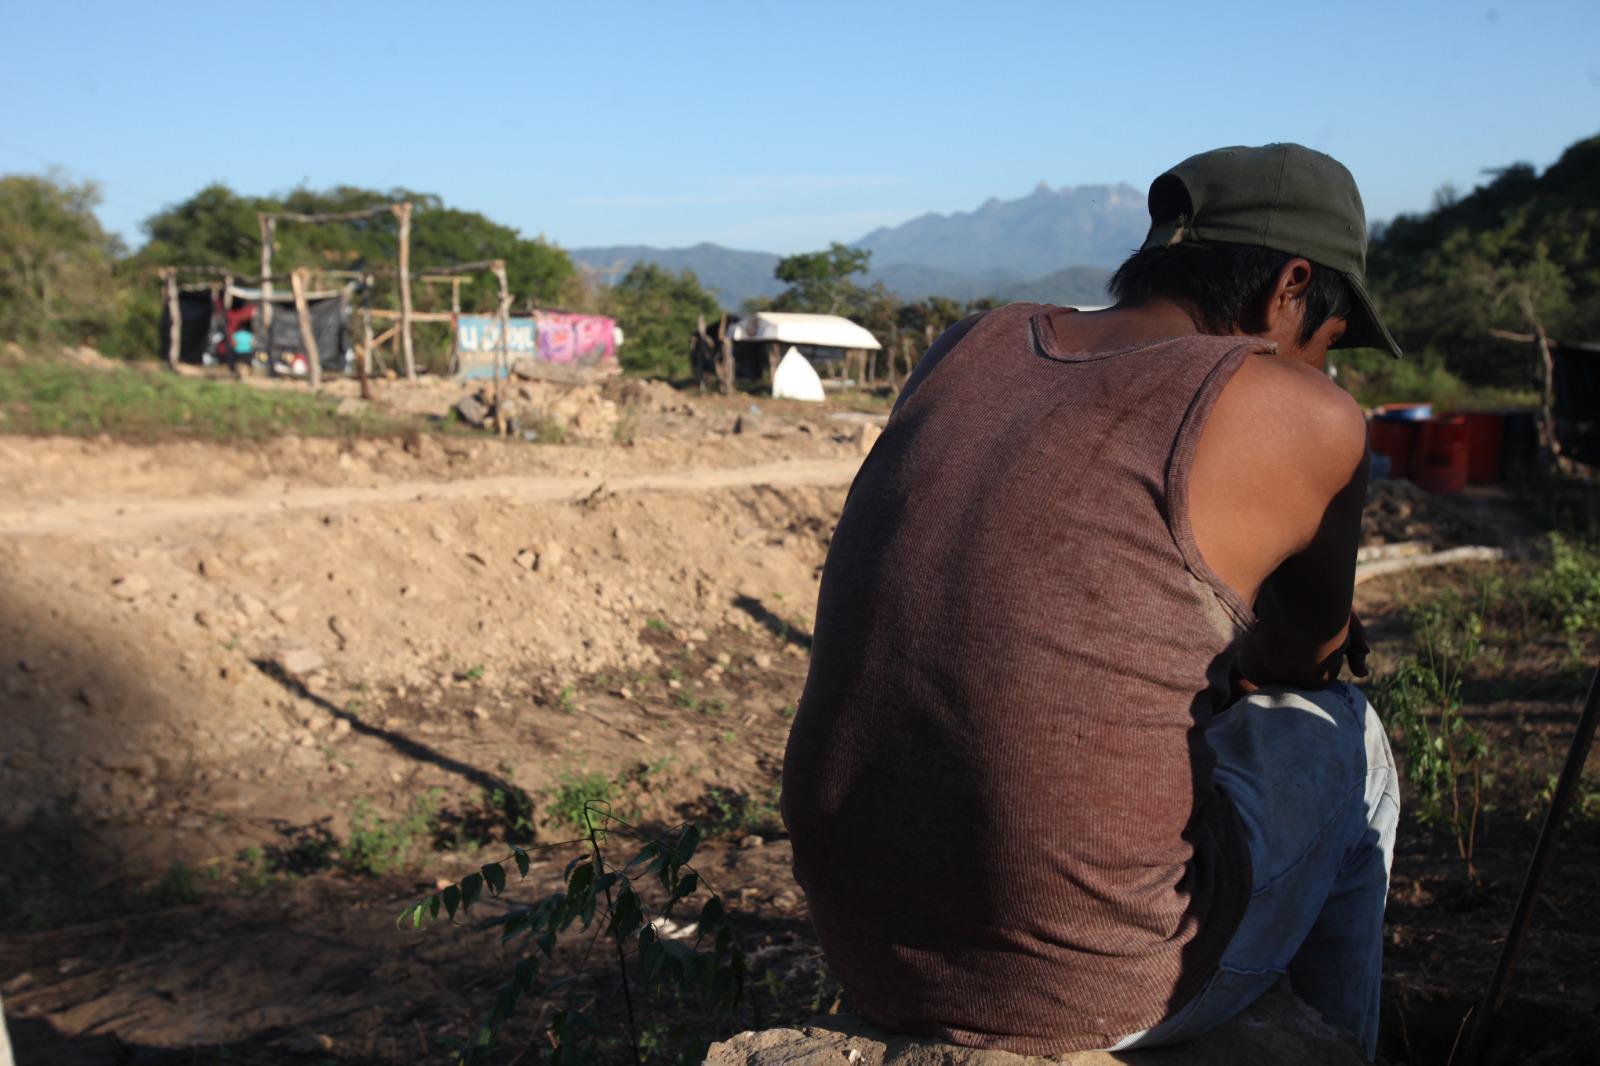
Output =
[{"x1": 0, "y1": 430, "x2": 852, "y2": 882}]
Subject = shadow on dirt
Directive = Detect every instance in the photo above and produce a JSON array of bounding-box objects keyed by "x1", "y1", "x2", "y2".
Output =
[
  {"x1": 251, "y1": 659, "x2": 524, "y2": 808},
  {"x1": 733, "y1": 594, "x2": 813, "y2": 650}
]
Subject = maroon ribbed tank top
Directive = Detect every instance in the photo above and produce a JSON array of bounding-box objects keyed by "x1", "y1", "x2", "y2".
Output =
[{"x1": 782, "y1": 302, "x2": 1260, "y2": 1054}]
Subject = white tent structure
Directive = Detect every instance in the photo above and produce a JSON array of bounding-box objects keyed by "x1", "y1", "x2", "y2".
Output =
[
  {"x1": 771, "y1": 346, "x2": 827, "y2": 402},
  {"x1": 730, "y1": 312, "x2": 882, "y2": 353}
]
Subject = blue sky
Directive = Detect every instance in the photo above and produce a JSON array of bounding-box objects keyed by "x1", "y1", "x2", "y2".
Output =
[{"x1": 2, "y1": 0, "x2": 1597, "y2": 255}]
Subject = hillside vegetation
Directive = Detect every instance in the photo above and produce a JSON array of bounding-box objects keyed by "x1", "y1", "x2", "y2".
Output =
[
  {"x1": 1359, "y1": 132, "x2": 1600, "y2": 391},
  {"x1": 1, "y1": 132, "x2": 1596, "y2": 401}
]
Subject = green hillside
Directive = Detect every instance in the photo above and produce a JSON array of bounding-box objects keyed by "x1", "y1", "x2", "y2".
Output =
[{"x1": 1363, "y1": 132, "x2": 1600, "y2": 388}]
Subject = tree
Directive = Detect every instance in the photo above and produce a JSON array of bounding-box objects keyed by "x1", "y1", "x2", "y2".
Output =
[
  {"x1": 1365, "y1": 134, "x2": 1600, "y2": 387},
  {"x1": 772, "y1": 243, "x2": 871, "y2": 314},
  {"x1": 134, "y1": 183, "x2": 576, "y2": 311},
  {"x1": 0, "y1": 173, "x2": 121, "y2": 347},
  {"x1": 606, "y1": 262, "x2": 722, "y2": 378}
]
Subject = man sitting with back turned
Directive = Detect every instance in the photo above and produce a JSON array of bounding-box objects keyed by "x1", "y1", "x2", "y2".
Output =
[{"x1": 781, "y1": 144, "x2": 1402, "y2": 1060}]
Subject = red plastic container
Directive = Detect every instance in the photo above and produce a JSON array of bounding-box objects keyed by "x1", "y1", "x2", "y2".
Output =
[
  {"x1": 1369, "y1": 418, "x2": 1418, "y2": 479},
  {"x1": 1413, "y1": 416, "x2": 1470, "y2": 495},
  {"x1": 1458, "y1": 411, "x2": 1505, "y2": 484}
]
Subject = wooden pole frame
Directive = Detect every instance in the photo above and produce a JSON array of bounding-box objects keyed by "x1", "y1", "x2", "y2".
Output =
[
  {"x1": 258, "y1": 216, "x2": 275, "y2": 364},
  {"x1": 162, "y1": 268, "x2": 181, "y2": 369},
  {"x1": 492, "y1": 259, "x2": 510, "y2": 437},
  {"x1": 393, "y1": 202, "x2": 416, "y2": 381},
  {"x1": 290, "y1": 267, "x2": 322, "y2": 391}
]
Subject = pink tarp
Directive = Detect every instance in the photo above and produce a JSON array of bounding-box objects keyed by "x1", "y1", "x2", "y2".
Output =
[{"x1": 533, "y1": 311, "x2": 616, "y2": 366}]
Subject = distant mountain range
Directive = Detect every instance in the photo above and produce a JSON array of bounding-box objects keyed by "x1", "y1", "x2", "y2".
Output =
[{"x1": 570, "y1": 179, "x2": 1147, "y2": 310}]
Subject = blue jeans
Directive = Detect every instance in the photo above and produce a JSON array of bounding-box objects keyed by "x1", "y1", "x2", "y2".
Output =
[{"x1": 1109, "y1": 682, "x2": 1400, "y2": 1060}]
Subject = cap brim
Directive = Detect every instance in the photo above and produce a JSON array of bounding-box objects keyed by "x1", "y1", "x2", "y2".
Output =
[{"x1": 1334, "y1": 273, "x2": 1403, "y2": 359}]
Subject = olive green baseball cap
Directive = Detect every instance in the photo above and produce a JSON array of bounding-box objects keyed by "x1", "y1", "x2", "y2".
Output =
[{"x1": 1140, "y1": 143, "x2": 1402, "y2": 358}]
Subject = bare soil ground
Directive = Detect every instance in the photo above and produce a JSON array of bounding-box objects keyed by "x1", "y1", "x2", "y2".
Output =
[{"x1": 0, "y1": 377, "x2": 1594, "y2": 1064}]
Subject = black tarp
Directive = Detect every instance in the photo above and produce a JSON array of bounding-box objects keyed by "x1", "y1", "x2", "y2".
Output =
[
  {"x1": 159, "y1": 290, "x2": 218, "y2": 365},
  {"x1": 1553, "y1": 341, "x2": 1600, "y2": 465},
  {"x1": 259, "y1": 296, "x2": 347, "y2": 371},
  {"x1": 158, "y1": 289, "x2": 349, "y2": 371}
]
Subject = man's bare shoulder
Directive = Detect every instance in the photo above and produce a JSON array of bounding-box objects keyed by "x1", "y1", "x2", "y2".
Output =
[{"x1": 1220, "y1": 350, "x2": 1367, "y2": 491}]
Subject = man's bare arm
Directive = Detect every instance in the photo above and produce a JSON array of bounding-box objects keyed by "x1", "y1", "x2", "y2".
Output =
[{"x1": 1190, "y1": 353, "x2": 1370, "y2": 689}]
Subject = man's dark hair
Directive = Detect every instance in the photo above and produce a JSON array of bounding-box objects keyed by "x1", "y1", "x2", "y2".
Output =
[{"x1": 1108, "y1": 241, "x2": 1353, "y2": 345}]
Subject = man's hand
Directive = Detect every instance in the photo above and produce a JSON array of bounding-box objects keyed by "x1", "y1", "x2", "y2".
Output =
[
  {"x1": 1345, "y1": 611, "x2": 1370, "y2": 678},
  {"x1": 1233, "y1": 609, "x2": 1369, "y2": 701}
]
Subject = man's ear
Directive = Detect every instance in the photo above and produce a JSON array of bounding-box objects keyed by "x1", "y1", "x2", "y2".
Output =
[{"x1": 1260, "y1": 258, "x2": 1314, "y2": 335}]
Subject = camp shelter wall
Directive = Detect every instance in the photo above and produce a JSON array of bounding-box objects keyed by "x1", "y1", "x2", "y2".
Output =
[
  {"x1": 159, "y1": 290, "x2": 221, "y2": 365},
  {"x1": 228, "y1": 286, "x2": 351, "y2": 372},
  {"x1": 159, "y1": 287, "x2": 350, "y2": 371},
  {"x1": 1553, "y1": 340, "x2": 1600, "y2": 465}
]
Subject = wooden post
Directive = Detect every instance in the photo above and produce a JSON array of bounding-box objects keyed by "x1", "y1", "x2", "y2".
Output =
[
  {"x1": 710, "y1": 314, "x2": 733, "y2": 395},
  {"x1": 492, "y1": 259, "x2": 511, "y2": 437},
  {"x1": 1513, "y1": 295, "x2": 1562, "y2": 460},
  {"x1": 162, "y1": 269, "x2": 181, "y2": 369},
  {"x1": 290, "y1": 268, "x2": 322, "y2": 391},
  {"x1": 360, "y1": 274, "x2": 374, "y2": 400},
  {"x1": 449, "y1": 275, "x2": 462, "y2": 374},
  {"x1": 258, "y1": 215, "x2": 275, "y2": 362},
  {"x1": 219, "y1": 271, "x2": 234, "y2": 371},
  {"x1": 393, "y1": 202, "x2": 416, "y2": 381}
]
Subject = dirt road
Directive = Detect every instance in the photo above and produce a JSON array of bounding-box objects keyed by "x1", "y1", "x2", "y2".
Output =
[{"x1": 0, "y1": 456, "x2": 862, "y2": 537}]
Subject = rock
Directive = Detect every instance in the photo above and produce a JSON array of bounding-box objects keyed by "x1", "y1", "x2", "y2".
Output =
[
  {"x1": 753, "y1": 653, "x2": 774, "y2": 670},
  {"x1": 274, "y1": 646, "x2": 325, "y2": 678},
  {"x1": 455, "y1": 394, "x2": 491, "y2": 428},
  {"x1": 739, "y1": 834, "x2": 765, "y2": 850},
  {"x1": 514, "y1": 549, "x2": 538, "y2": 570},
  {"x1": 538, "y1": 542, "x2": 565, "y2": 572},
  {"x1": 100, "y1": 753, "x2": 157, "y2": 778},
  {"x1": 467, "y1": 705, "x2": 490, "y2": 722},
  {"x1": 704, "y1": 982, "x2": 1366, "y2": 1065},
  {"x1": 272, "y1": 603, "x2": 300, "y2": 624},
  {"x1": 335, "y1": 397, "x2": 368, "y2": 417},
  {"x1": 288, "y1": 1033, "x2": 336, "y2": 1054},
  {"x1": 110, "y1": 574, "x2": 150, "y2": 600}
]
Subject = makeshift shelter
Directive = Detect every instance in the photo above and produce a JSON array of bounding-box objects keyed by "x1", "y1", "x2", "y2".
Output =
[
  {"x1": 728, "y1": 312, "x2": 881, "y2": 381},
  {"x1": 1553, "y1": 339, "x2": 1600, "y2": 465},
  {"x1": 160, "y1": 283, "x2": 351, "y2": 372}
]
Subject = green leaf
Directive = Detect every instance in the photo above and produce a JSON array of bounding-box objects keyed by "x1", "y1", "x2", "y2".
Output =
[
  {"x1": 608, "y1": 883, "x2": 645, "y2": 938},
  {"x1": 566, "y1": 859, "x2": 595, "y2": 900},
  {"x1": 461, "y1": 873, "x2": 483, "y2": 911},
  {"x1": 673, "y1": 823, "x2": 702, "y2": 866},
  {"x1": 482, "y1": 862, "x2": 506, "y2": 896},
  {"x1": 698, "y1": 894, "x2": 726, "y2": 939},
  {"x1": 512, "y1": 846, "x2": 530, "y2": 877},
  {"x1": 442, "y1": 884, "x2": 462, "y2": 919},
  {"x1": 514, "y1": 956, "x2": 539, "y2": 993},
  {"x1": 670, "y1": 870, "x2": 699, "y2": 903}
]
